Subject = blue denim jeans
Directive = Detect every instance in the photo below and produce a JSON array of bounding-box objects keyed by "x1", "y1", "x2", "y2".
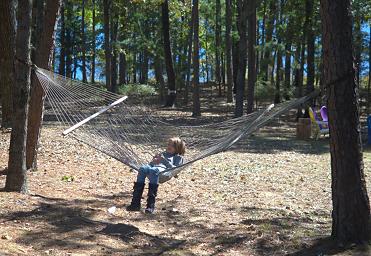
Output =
[{"x1": 136, "y1": 164, "x2": 160, "y2": 184}]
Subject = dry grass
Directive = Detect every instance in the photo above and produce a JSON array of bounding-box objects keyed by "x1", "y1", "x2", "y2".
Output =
[{"x1": 0, "y1": 109, "x2": 370, "y2": 256}]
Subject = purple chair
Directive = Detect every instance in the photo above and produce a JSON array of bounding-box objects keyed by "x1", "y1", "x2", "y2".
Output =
[{"x1": 320, "y1": 106, "x2": 328, "y2": 122}]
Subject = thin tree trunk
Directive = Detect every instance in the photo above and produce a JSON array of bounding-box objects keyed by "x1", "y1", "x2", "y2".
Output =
[
  {"x1": 225, "y1": 0, "x2": 233, "y2": 103},
  {"x1": 81, "y1": 0, "x2": 87, "y2": 83},
  {"x1": 111, "y1": 15, "x2": 118, "y2": 93},
  {"x1": 26, "y1": 0, "x2": 61, "y2": 170},
  {"x1": 154, "y1": 56, "x2": 166, "y2": 102},
  {"x1": 215, "y1": 0, "x2": 222, "y2": 96},
  {"x1": 6, "y1": 0, "x2": 32, "y2": 193},
  {"x1": 0, "y1": 0, "x2": 16, "y2": 129},
  {"x1": 320, "y1": 0, "x2": 370, "y2": 244},
  {"x1": 65, "y1": 0, "x2": 72, "y2": 78},
  {"x1": 247, "y1": 0, "x2": 256, "y2": 113},
  {"x1": 119, "y1": 52, "x2": 126, "y2": 85},
  {"x1": 261, "y1": 0, "x2": 275, "y2": 82},
  {"x1": 58, "y1": 1, "x2": 65, "y2": 76},
  {"x1": 103, "y1": 0, "x2": 112, "y2": 91},
  {"x1": 235, "y1": 0, "x2": 248, "y2": 117},
  {"x1": 192, "y1": 0, "x2": 201, "y2": 116},
  {"x1": 284, "y1": 41, "x2": 292, "y2": 100},
  {"x1": 306, "y1": 0, "x2": 315, "y2": 94},
  {"x1": 91, "y1": 0, "x2": 96, "y2": 83},
  {"x1": 184, "y1": 2, "x2": 195, "y2": 105},
  {"x1": 162, "y1": 0, "x2": 177, "y2": 107}
]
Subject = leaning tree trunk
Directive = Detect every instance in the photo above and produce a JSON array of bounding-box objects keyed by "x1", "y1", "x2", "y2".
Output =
[
  {"x1": 103, "y1": 0, "x2": 112, "y2": 91},
  {"x1": 0, "y1": 0, "x2": 16, "y2": 129},
  {"x1": 162, "y1": 0, "x2": 177, "y2": 107},
  {"x1": 6, "y1": 0, "x2": 32, "y2": 193},
  {"x1": 192, "y1": 0, "x2": 201, "y2": 117},
  {"x1": 320, "y1": 0, "x2": 370, "y2": 244},
  {"x1": 26, "y1": 0, "x2": 61, "y2": 171},
  {"x1": 246, "y1": 0, "x2": 257, "y2": 114},
  {"x1": 225, "y1": 0, "x2": 233, "y2": 103},
  {"x1": 235, "y1": 0, "x2": 248, "y2": 117}
]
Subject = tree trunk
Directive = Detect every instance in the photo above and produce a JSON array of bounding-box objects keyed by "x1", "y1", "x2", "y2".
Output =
[
  {"x1": 65, "y1": 0, "x2": 72, "y2": 78},
  {"x1": 225, "y1": 0, "x2": 233, "y2": 103},
  {"x1": 0, "y1": 0, "x2": 16, "y2": 129},
  {"x1": 162, "y1": 0, "x2": 177, "y2": 107},
  {"x1": 111, "y1": 15, "x2": 118, "y2": 93},
  {"x1": 306, "y1": 0, "x2": 315, "y2": 94},
  {"x1": 154, "y1": 56, "x2": 166, "y2": 102},
  {"x1": 91, "y1": 0, "x2": 96, "y2": 84},
  {"x1": 320, "y1": 0, "x2": 370, "y2": 244},
  {"x1": 247, "y1": 0, "x2": 256, "y2": 114},
  {"x1": 261, "y1": 0, "x2": 276, "y2": 82},
  {"x1": 119, "y1": 52, "x2": 126, "y2": 85},
  {"x1": 215, "y1": 0, "x2": 222, "y2": 96},
  {"x1": 26, "y1": 0, "x2": 61, "y2": 171},
  {"x1": 354, "y1": 14, "x2": 362, "y2": 85},
  {"x1": 284, "y1": 41, "x2": 292, "y2": 100},
  {"x1": 192, "y1": 0, "x2": 201, "y2": 116},
  {"x1": 5, "y1": 0, "x2": 32, "y2": 193},
  {"x1": 235, "y1": 0, "x2": 248, "y2": 117},
  {"x1": 58, "y1": 1, "x2": 65, "y2": 76},
  {"x1": 104, "y1": 0, "x2": 112, "y2": 91},
  {"x1": 81, "y1": 0, "x2": 87, "y2": 83},
  {"x1": 368, "y1": 24, "x2": 371, "y2": 115},
  {"x1": 184, "y1": 2, "x2": 195, "y2": 105}
]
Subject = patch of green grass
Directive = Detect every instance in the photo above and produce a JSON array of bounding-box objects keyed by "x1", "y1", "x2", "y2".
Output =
[{"x1": 118, "y1": 83, "x2": 156, "y2": 96}]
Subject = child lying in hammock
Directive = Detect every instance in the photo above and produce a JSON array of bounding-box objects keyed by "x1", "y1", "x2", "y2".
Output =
[{"x1": 127, "y1": 137, "x2": 186, "y2": 214}]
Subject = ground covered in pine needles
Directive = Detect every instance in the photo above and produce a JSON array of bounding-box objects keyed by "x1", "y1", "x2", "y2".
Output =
[{"x1": 0, "y1": 108, "x2": 371, "y2": 256}]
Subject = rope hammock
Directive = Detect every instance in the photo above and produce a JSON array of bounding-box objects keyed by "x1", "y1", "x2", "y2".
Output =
[{"x1": 35, "y1": 67, "x2": 316, "y2": 183}]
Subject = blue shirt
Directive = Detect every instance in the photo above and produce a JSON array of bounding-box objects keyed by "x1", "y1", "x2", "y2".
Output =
[{"x1": 150, "y1": 151, "x2": 184, "y2": 171}]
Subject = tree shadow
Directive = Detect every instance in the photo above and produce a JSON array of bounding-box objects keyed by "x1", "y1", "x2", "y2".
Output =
[{"x1": 0, "y1": 196, "x2": 187, "y2": 255}]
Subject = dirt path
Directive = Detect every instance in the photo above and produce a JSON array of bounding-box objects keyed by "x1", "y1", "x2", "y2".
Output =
[{"x1": 0, "y1": 118, "x2": 370, "y2": 255}]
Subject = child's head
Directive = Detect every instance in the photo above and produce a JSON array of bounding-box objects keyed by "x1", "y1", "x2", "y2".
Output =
[{"x1": 166, "y1": 137, "x2": 186, "y2": 155}]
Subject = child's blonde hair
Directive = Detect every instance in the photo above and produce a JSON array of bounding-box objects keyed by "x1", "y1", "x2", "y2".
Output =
[{"x1": 169, "y1": 137, "x2": 186, "y2": 155}]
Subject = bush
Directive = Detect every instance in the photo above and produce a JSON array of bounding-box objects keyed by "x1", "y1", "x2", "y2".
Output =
[{"x1": 118, "y1": 83, "x2": 157, "y2": 96}]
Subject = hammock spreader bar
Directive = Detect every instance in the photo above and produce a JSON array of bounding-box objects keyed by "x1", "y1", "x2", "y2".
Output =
[{"x1": 63, "y1": 96, "x2": 128, "y2": 135}]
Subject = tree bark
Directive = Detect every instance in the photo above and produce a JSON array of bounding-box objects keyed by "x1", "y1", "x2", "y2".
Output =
[
  {"x1": 58, "y1": 1, "x2": 65, "y2": 76},
  {"x1": 261, "y1": 0, "x2": 276, "y2": 82},
  {"x1": 247, "y1": 0, "x2": 257, "y2": 114},
  {"x1": 110, "y1": 15, "x2": 118, "y2": 93},
  {"x1": 162, "y1": 0, "x2": 177, "y2": 107},
  {"x1": 184, "y1": 2, "x2": 195, "y2": 105},
  {"x1": 154, "y1": 56, "x2": 166, "y2": 102},
  {"x1": 225, "y1": 0, "x2": 233, "y2": 103},
  {"x1": 26, "y1": 0, "x2": 60, "y2": 171},
  {"x1": 235, "y1": 0, "x2": 248, "y2": 117},
  {"x1": 284, "y1": 40, "x2": 292, "y2": 100},
  {"x1": 368, "y1": 24, "x2": 371, "y2": 114},
  {"x1": 119, "y1": 52, "x2": 127, "y2": 85},
  {"x1": 6, "y1": 0, "x2": 32, "y2": 193},
  {"x1": 91, "y1": 0, "x2": 96, "y2": 83},
  {"x1": 320, "y1": 0, "x2": 371, "y2": 244},
  {"x1": 192, "y1": 0, "x2": 201, "y2": 116},
  {"x1": 0, "y1": 0, "x2": 16, "y2": 129},
  {"x1": 81, "y1": 0, "x2": 87, "y2": 83},
  {"x1": 104, "y1": 0, "x2": 112, "y2": 91},
  {"x1": 215, "y1": 0, "x2": 222, "y2": 96},
  {"x1": 65, "y1": 0, "x2": 72, "y2": 78},
  {"x1": 305, "y1": 0, "x2": 315, "y2": 94}
]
